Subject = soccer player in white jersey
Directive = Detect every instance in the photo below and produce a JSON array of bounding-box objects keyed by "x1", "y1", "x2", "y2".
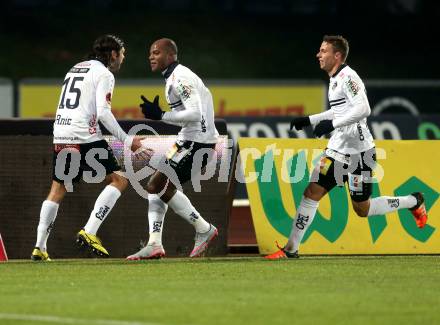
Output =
[
  {"x1": 127, "y1": 38, "x2": 219, "y2": 260},
  {"x1": 31, "y1": 35, "x2": 146, "y2": 261},
  {"x1": 266, "y1": 35, "x2": 428, "y2": 259}
]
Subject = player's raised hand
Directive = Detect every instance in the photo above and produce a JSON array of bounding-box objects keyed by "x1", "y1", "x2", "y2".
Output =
[{"x1": 140, "y1": 95, "x2": 164, "y2": 120}]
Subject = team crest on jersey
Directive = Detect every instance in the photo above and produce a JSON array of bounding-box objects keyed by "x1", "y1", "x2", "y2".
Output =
[
  {"x1": 176, "y1": 82, "x2": 191, "y2": 100},
  {"x1": 106, "y1": 92, "x2": 112, "y2": 104},
  {"x1": 332, "y1": 81, "x2": 338, "y2": 90},
  {"x1": 346, "y1": 77, "x2": 360, "y2": 97}
]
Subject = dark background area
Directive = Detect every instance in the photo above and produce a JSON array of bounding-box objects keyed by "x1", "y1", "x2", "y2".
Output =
[{"x1": 2, "y1": 0, "x2": 439, "y2": 81}]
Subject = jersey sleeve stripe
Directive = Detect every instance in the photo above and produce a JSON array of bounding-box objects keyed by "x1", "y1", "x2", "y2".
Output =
[
  {"x1": 329, "y1": 97, "x2": 345, "y2": 104},
  {"x1": 330, "y1": 100, "x2": 346, "y2": 108}
]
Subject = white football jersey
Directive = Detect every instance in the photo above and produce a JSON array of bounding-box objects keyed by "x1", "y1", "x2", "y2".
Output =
[
  {"x1": 326, "y1": 65, "x2": 375, "y2": 154},
  {"x1": 53, "y1": 60, "x2": 114, "y2": 144},
  {"x1": 162, "y1": 64, "x2": 219, "y2": 144}
]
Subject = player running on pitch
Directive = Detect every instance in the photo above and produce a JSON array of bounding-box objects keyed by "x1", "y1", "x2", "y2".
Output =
[
  {"x1": 127, "y1": 38, "x2": 219, "y2": 260},
  {"x1": 266, "y1": 35, "x2": 428, "y2": 259}
]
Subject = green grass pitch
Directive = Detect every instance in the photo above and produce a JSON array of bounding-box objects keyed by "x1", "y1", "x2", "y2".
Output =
[{"x1": 0, "y1": 256, "x2": 439, "y2": 325}]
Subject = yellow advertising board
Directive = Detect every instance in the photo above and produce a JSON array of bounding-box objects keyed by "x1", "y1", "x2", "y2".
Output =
[
  {"x1": 238, "y1": 138, "x2": 440, "y2": 254},
  {"x1": 19, "y1": 81, "x2": 325, "y2": 117}
]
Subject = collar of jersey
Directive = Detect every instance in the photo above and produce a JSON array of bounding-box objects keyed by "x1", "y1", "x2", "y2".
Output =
[
  {"x1": 90, "y1": 59, "x2": 106, "y2": 67},
  {"x1": 162, "y1": 61, "x2": 180, "y2": 79},
  {"x1": 331, "y1": 63, "x2": 347, "y2": 78}
]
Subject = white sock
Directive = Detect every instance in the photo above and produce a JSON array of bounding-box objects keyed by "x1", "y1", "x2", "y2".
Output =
[
  {"x1": 167, "y1": 190, "x2": 210, "y2": 233},
  {"x1": 147, "y1": 193, "x2": 168, "y2": 246},
  {"x1": 35, "y1": 200, "x2": 59, "y2": 252},
  {"x1": 84, "y1": 185, "x2": 121, "y2": 235},
  {"x1": 285, "y1": 196, "x2": 319, "y2": 253},
  {"x1": 367, "y1": 195, "x2": 417, "y2": 216}
]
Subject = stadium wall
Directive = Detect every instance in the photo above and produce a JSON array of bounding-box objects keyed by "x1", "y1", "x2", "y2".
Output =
[
  {"x1": 0, "y1": 119, "x2": 233, "y2": 259},
  {"x1": 18, "y1": 79, "x2": 440, "y2": 118},
  {"x1": 238, "y1": 138, "x2": 440, "y2": 255},
  {"x1": 0, "y1": 79, "x2": 13, "y2": 118}
]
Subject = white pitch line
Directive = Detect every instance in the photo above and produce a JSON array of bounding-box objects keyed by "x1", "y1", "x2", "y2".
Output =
[{"x1": 0, "y1": 313, "x2": 168, "y2": 325}]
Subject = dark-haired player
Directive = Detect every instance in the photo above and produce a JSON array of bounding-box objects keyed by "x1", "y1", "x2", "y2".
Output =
[{"x1": 31, "y1": 35, "x2": 146, "y2": 261}]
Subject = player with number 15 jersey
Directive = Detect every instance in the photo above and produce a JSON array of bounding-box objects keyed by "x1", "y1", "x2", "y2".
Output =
[
  {"x1": 54, "y1": 59, "x2": 121, "y2": 144},
  {"x1": 31, "y1": 35, "x2": 145, "y2": 262}
]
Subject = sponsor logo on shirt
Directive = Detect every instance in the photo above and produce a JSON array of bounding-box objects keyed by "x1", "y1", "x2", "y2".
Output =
[
  {"x1": 176, "y1": 82, "x2": 191, "y2": 100},
  {"x1": 106, "y1": 92, "x2": 112, "y2": 105},
  {"x1": 346, "y1": 76, "x2": 360, "y2": 97}
]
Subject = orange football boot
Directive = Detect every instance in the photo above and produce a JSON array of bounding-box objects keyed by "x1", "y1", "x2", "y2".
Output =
[
  {"x1": 264, "y1": 241, "x2": 299, "y2": 259},
  {"x1": 410, "y1": 192, "x2": 428, "y2": 228}
]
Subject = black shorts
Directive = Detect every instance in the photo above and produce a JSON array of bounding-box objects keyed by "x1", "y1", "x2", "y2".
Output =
[
  {"x1": 52, "y1": 140, "x2": 121, "y2": 184},
  {"x1": 311, "y1": 148, "x2": 376, "y2": 202},
  {"x1": 165, "y1": 140, "x2": 216, "y2": 185}
]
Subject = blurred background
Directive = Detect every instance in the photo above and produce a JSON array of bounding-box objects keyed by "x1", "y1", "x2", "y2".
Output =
[
  {"x1": 2, "y1": 0, "x2": 440, "y2": 116},
  {"x1": 2, "y1": 0, "x2": 439, "y2": 80},
  {"x1": 2, "y1": 0, "x2": 440, "y2": 117},
  {"x1": 1, "y1": 0, "x2": 440, "y2": 254}
]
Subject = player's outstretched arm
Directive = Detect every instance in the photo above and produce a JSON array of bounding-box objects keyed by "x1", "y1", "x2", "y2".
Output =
[
  {"x1": 162, "y1": 77, "x2": 202, "y2": 123},
  {"x1": 98, "y1": 109, "x2": 133, "y2": 148}
]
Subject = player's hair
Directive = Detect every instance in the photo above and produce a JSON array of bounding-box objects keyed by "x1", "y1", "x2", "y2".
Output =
[
  {"x1": 323, "y1": 35, "x2": 349, "y2": 62},
  {"x1": 161, "y1": 38, "x2": 178, "y2": 56},
  {"x1": 88, "y1": 34, "x2": 125, "y2": 67}
]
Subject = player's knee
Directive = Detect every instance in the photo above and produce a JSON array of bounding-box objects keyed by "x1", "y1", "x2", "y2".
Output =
[
  {"x1": 118, "y1": 176, "x2": 128, "y2": 191},
  {"x1": 352, "y1": 203, "x2": 368, "y2": 218},
  {"x1": 303, "y1": 184, "x2": 325, "y2": 201},
  {"x1": 47, "y1": 181, "x2": 66, "y2": 202},
  {"x1": 146, "y1": 181, "x2": 159, "y2": 194},
  {"x1": 47, "y1": 191, "x2": 63, "y2": 203},
  {"x1": 303, "y1": 187, "x2": 313, "y2": 200},
  {"x1": 108, "y1": 173, "x2": 128, "y2": 191},
  {"x1": 146, "y1": 173, "x2": 170, "y2": 194}
]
